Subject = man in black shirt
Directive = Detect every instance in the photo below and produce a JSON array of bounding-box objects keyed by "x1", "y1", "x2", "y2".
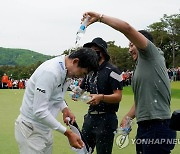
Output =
[{"x1": 80, "y1": 37, "x2": 123, "y2": 154}]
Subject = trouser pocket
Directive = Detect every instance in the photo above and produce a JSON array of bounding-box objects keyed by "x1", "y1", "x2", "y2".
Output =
[{"x1": 15, "y1": 118, "x2": 33, "y2": 139}]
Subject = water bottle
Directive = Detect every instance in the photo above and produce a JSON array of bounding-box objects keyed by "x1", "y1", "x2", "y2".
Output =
[
  {"x1": 114, "y1": 116, "x2": 133, "y2": 149},
  {"x1": 80, "y1": 92, "x2": 91, "y2": 102},
  {"x1": 75, "y1": 16, "x2": 90, "y2": 45},
  {"x1": 114, "y1": 116, "x2": 133, "y2": 135}
]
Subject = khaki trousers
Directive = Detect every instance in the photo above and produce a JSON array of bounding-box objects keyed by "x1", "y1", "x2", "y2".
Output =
[{"x1": 15, "y1": 115, "x2": 53, "y2": 154}]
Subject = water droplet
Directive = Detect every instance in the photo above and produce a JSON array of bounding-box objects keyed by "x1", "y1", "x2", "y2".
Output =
[{"x1": 154, "y1": 99, "x2": 157, "y2": 103}]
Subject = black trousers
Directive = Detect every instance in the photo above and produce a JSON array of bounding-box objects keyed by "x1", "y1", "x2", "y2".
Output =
[
  {"x1": 82, "y1": 113, "x2": 118, "y2": 154},
  {"x1": 136, "y1": 119, "x2": 177, "y2": 154}
]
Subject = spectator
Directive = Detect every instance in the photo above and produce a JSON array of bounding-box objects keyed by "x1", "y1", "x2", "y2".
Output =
[
  {"x1": 18, "y1": 79, "x2": 24, "y2": 89},
  {"x1": 1, "y1": 73, "x2": 9, "y2": 89},
  {"x1": 7, "y1": 78, "x2": 13, "y2": 89}
]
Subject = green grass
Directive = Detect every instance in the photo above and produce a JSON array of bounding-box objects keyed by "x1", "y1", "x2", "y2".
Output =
[{"x1": 0, "y1": 82, "x2": 180, "y2": 154}]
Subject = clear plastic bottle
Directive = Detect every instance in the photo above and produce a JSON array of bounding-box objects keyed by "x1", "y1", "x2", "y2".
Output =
[
  {"x1": 114, "y1": 116, "x2": 133, "y2": 149},
  {"x1": 114, "y1": 116, "x2": 133, "y2": 136},
  {"x1": 69, "y1": 90, "x2": 91, "y2": 103},
  {"x1": 80, "y1": 92, "x2": 91, "y2": 102},
  {"x1": 75, "y1": 16, "x2": 90, "y2": 45}
]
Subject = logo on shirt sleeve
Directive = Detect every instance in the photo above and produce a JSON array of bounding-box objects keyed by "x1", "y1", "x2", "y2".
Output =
[
  {"x1": 110, "y1": 71, "x2": 123, "y2": 82},
  {"x1": 36, "y1": 88, "x2": 46, "y2": 93}
]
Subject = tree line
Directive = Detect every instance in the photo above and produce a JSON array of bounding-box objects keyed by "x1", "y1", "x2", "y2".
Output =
[{"x1": 0, "y1": 13, "x2": 179, "y2": 79}]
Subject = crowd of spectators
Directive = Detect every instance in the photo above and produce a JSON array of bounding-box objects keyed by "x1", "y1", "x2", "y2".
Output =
[
  {"x1": 122, "y1": 70, "x2": 133, "y2": 87},
  {"x1": 122, "y1": 67, "x2": 180, "y2": 87},
  {"x1": 1, "y1": 68, "x2": 179, "y2": 90},
  {"x1": 167, "y1": 67, "x2": 180, "y2": 81},
  {"x1": 0, "y1": 73, "x2": 28, "y2": 89}
]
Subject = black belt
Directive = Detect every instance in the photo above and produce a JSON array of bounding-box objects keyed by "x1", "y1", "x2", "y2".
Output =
[{"x1": 137, "y1": 119, "x2": 170, "y2": 125}]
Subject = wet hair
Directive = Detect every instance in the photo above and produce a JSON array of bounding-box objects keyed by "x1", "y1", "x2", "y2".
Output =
[
  {"x1": 68, "y1": 47, "x2": 99, "y2": 73},
  {"x1": 138, "y1": 30, "x2": 154, "y2": 43}
]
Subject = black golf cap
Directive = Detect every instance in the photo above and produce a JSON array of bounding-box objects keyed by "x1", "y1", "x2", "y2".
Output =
[{"x1": 83, "y1": 37, "x2": 110, "y2": 61}]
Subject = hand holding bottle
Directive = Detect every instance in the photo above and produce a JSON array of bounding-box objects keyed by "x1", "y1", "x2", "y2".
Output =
[
  {"x1": 69, "y1": 85, "x2": 91, "y2": 102},
  {"x1": 116, "y1": 116, "x2": 133, "y2": 135},
  {"x1": 80, "y1": 92, "x2": 92, "y2": 103}
]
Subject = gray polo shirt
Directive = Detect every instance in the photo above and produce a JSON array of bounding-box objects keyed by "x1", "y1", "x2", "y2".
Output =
[{"x1": 132, "y1": 40, "x2": 171, "y2": 122}]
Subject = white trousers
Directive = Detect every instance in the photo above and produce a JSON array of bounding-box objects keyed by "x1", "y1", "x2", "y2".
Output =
[{"x1": 15, "y1": 115, "x2": 53, "y2": 154}]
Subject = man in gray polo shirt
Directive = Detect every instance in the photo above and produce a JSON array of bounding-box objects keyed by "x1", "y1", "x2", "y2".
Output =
[{"x1": 81, "y1": 11, "x2": 177, "y2": 154}]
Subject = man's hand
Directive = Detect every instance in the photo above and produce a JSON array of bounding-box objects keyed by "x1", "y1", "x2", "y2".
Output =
[
  {"x1": 87, "y1": 94, "x2": 103, "y2": 105},
  {"x1": 82, "y1": 12, "x2": 102, "y2": 27},
  {"x1": 120, "y1": 115, "x2": 134, "y2": 128},
  {"x1": 120, "y1": 116, "x2": 129, "y2": 128},
  {"x1": 62, "y1": 108, "x2": 75, "y2": 125},
  {"x1": 120, "y1": 104, "x2": 135, "y2": 128},
  {"x1": 64, "y1": 130, "x2": 84, "y2": 149}
]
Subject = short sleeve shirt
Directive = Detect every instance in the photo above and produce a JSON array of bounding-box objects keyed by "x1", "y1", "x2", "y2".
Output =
[
  {"x1": 132, "y1": 40, "x2": 171, "y2": 122},
  {"x1": 80, "y1": 61, "x2": 123, "y2": 112}
]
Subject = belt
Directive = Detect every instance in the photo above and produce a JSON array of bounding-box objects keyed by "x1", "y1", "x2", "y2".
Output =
[
  {"x1": 88, "y1": 111, "x2": 106, "y2": 115},
  {"x1": 137, "y1": 119, "x2": 170, "y2": 125}
]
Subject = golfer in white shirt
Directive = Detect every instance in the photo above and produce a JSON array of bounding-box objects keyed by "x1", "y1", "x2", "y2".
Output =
[{"x1": 15, "y1": 48, "x2": 99, "y2": 154}]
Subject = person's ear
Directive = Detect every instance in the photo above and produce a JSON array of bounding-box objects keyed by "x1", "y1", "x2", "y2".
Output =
[{"x1": 72, "y1": 58, "x2": 79, "y2": 65}]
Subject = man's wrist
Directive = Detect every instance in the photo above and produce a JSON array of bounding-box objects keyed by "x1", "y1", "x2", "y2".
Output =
[
  {"x1": 64, "y1": 129, "x2": 72, "y2": 137},
  {"x1": 125, "y1": 114, "x2": 135, "y2": 119},
  {"x1": 62, "y1": 107, "x2": 69, "y2": 113},
  {"x1": 98, "y1": 14, "x2": 104, "y2": 22},
  {"x1": 101, "y1": 94, "x2": 104, "y2": 101}
]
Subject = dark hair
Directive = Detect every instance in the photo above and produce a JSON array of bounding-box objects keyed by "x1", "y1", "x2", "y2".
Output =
[
  {"x1": 68, "y1": 47, "x2": 99, "y2": 73},
  {"x1": 138, "y1": 30, "x2": 154, "y2": 43}
]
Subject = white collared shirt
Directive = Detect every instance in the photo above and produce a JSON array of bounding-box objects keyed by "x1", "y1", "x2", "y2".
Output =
[{"x1": 20, "y1": 55, "x2": 70, "y2": 133}]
